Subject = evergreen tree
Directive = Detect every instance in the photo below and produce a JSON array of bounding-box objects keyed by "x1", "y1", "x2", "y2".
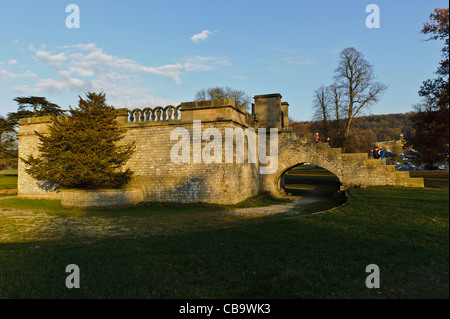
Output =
[
  {"x1": 8, "y1": 96, "x2": 65, "y2": 127},
  {"x1": 0, "y1": 116, "x2": 17, "y2": 169},
  {"x1": 21, "y1": 92, "x2": 135, "y2": 189}
]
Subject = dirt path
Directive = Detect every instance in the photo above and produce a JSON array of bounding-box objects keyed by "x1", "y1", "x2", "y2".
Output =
[
  {"x1": 222, "y1": 189, "x2": 329, "y2": 217},
  {"x1": 0, "y1": 190, "x2": 331, "y2": 244}
]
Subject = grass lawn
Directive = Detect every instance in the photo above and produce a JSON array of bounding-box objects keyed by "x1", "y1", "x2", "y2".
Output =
[
  {"x1": 410, "y1": 171, "x2": 449, "y2": 189},
  {"x1": 284, "y1": 165, "x2": 341, "y2": 186},
  {"x1": 0, "y1": 166, "x2": 448, "y2": 299},
  {"x1": 0, "y1": 170, "x2": 17, "y2": 189}
]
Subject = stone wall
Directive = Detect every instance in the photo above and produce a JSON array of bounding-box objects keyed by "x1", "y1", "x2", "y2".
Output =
[
  {"x1": 17, "y1": 95, "x2": 424, "y2": 206},
  {"x1": 121, "y1": 120, "x2": 260, "y2": 204},
  {"x1": 60, "y1": 188, "x2": 144, "y2": 210},
  {"x1": 17, "y1": 116, "x2": 61, "y2": 200},
  {"x1": 17, "y1": 99, "x2": 261, "y2": 205}
]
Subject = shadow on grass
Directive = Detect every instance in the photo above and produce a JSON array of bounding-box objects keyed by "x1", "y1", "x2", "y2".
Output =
[{"x1": 0, "y1": 185, "x2": 447, "y2": 298}]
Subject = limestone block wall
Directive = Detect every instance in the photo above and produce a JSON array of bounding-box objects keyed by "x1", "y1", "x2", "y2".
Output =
[
  {"x1": 17, "y1": 114, "x2": 261, "y2": 205},
  {"x1": 60, "y1": 188, "x2": 144, "y2": 210},
  {"x1": 17, "y1": 116, "x2": 61, "y2": 200},
  {"x1": 121, "y1": 120, "x2": 260, "y2": 204}
]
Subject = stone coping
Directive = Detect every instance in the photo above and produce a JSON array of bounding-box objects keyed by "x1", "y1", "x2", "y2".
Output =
[{"x1": 253, "y1": 93, "x2": 282, "y2": 99}]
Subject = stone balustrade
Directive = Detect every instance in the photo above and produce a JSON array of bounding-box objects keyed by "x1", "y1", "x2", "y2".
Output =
[{"x1": 128, "y1": 105, "x2": 182, "y2": 123}]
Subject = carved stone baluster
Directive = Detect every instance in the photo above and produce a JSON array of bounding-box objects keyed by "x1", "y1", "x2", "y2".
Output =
[
  {"x1": 175, "y1": 105, "x2": 181, "y2": 120},
  {"x1": 166, "y1": 106, "x2": 173, "y2": 120},
  {"x1": 133, "y1": 109, "x2": 140, "y2": 122},
  {"x1": 155, "y1": 108, "x2": 162, "y2": 121},
  {"x1": 143, "y1": 108, "x2": 151, "y2": 122}
]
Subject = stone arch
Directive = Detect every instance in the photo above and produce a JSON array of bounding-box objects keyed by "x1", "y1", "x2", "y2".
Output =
[{"x1": 260, "y1": 144, "x2": 345, "y2": 196}]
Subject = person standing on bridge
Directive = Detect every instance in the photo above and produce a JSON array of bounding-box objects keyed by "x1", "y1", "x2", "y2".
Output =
[
  {"x1": 373, "y1": 146, "x2": 380, "y2": 159},
  {"x1": 314, "y1": 133, "x2": 320, "y2": 143},
  {"x1": 379, "y1": 147, "x2": 387, "y2": 164}
]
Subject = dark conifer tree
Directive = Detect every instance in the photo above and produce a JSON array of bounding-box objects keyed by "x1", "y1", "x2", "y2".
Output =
[{"x1": 21, "y1": 92, "x2": 135, "y2": 189}]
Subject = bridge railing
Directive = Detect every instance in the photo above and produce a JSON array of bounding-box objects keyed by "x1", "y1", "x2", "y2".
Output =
[{"x1": 127, "y1": 105, "x2": 182, "y2": 123}]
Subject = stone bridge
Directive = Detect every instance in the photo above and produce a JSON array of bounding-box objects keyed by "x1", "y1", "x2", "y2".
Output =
[
  {"x1": 17, "y1": 93, "x2": 423, "y2": 207},
  {"x1": 261, "y1": 132, "x2": 423, "y2": 196}
]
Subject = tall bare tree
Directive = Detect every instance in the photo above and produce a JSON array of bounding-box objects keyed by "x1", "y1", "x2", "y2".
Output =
[
  {"x1": 311, "y1": 83, "x2": 346, "y2": 147},
  {"x1": 334, "y1": 47, "x2": 388, "y2": 151},
  {"x1": 312, "y1": 85, "x2": 330, "y2": 139},
  {"x1": 328, "y1": 83, "x2": 345, "y2": 146}
]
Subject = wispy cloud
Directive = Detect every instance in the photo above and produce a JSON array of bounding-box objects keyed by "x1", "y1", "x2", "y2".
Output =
[
  {"x1": 260, "y1": 47, "x2": 318, "y2": 69},
  {"x1": 190, "y1": 30, "x2": 213, "y2": 43},
  {"x1": 35, "y1": 50, "x2": 67, "y2": 69},
  {"x1": 3, "y1": 43, "x2": 232, "y2": 108},
  {"x1": 0, "y1": 65, "x2": 37, "y2": 81}
]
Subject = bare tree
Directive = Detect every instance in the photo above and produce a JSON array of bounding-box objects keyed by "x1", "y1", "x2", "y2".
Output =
[
  {"x1": 328, "y1": 83, "x2": 345, "y2": 146},
  {"x1": 311, "y1": 83, "x2": 346, "y2": 147},
  {"x1": 194, "y1": 86, "x2": 251, "y2": 110},
  {"x1": 334, "y1": 47, "x2": 388, "y2": 151},
  {"x1": 312, "y1": 85, "x2": 331, "y2": 139}
]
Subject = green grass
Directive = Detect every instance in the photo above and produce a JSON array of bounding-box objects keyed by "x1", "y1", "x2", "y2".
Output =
[
  {"x1": 0, "y1": 175, "x2": 17, "y2": 189},
  {"x1": 0, "y1": 169, "x2": 18, "y2": 190},
  {"x1": 0, "y1": 165, "x2": 448, "y2": 298},
  {"x1": 410, "y1": 171, "x2": 449, "y2": 189},
  {"x1": 0, "y1": 185, "x2": 447, "y2": 299},
  {"x1": 284, "y1": 165, "x2": 341, "y2": 186},
  {"x1": 0, "y1": 169, "x2": 18, "y2": 175}
]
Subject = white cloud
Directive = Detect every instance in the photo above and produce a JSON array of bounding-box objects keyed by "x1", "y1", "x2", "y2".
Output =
[
  {"x1": 0, "y1": 68, "x2": 15, "y2": 81},
  {"x1": 35, "y1": 50, "x2": 67, "y2": 69},
  {"x1": 190, "y1": 30, "x2": 213, "y2": 43},
  {"x1": 35, "y1": 78, "x2": 67, "y2": 94},
  {"x1": 59, "y1": 43, "x2": 97, "y2": 51},
  {"x1": 62, "y1": 45, "x2": 228, "y2": 84},
  {"x1": 11, "y1": 85, "x2": 31, "y2": 94},
  {"x1": 233, "y1": 75, "x2": 247, "y2": 80},
  {"x1": 5, "y1": 43, "x2": 232, "y2": 108},
  {"x1": 0, "y1": 66, "x2": 37, "y2": 81},
  {"x1": 8, "y1": 59, "x2": 18, "y2": 64}
]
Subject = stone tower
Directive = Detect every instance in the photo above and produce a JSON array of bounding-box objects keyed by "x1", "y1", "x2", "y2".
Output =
[{"x1": 253, "y1": 93, "x2": 290, "y2": 129}]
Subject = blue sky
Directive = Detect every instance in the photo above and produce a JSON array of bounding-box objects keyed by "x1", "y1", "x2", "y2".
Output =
[{"x1": 0, "y1": 0, "x2": 448, "y2": 121}]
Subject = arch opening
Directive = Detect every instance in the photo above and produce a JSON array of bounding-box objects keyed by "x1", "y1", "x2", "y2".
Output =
[{"x1": 279, "y1": 163, "x2": 343, "y2": 201}]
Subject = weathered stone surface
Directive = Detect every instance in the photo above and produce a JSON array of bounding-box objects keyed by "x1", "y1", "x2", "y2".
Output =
[
  {"x1": 17, "y1": 95, "x2": 424, "y2": 207},
  {"x1": 60, "y1": 188, "x2": 144, "y2": 210}
]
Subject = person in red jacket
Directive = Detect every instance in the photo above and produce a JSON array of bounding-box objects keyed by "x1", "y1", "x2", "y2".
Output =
[{"x1": 314, "y1": 133, "x2": 320, "y2": 143}]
